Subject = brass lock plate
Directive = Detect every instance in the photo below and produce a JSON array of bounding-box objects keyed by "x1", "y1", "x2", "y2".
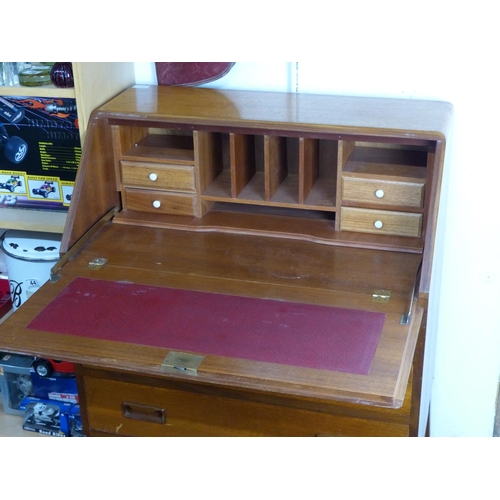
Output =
[{"x1": 161, "y1": 351, "x2": 205, "y2": 376}]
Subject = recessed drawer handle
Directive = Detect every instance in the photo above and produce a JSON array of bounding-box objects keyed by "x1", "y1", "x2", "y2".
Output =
[
  {"x1": 121, "y1": 402, "x2": 166, "y2": 424},
  {"x1": 374, "y1": 220, "x2": 383, "y2": 229},
  {"x1": 152, "y1": 200, "x2": 161, "y2": 208},
  {"x1": 375, "y1": 189, "x2": 385, "y2": 198},
  {"x1": 149, "y1": 173, "x2": 158, "y2": 181}
]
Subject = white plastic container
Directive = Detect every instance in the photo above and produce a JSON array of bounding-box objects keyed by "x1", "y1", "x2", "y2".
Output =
[{"x1": 1, "y1": 230, "x2": 61, "y2": 310}]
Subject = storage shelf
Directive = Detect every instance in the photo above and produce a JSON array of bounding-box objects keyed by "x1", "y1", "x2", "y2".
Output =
[
  {"x1": 0, "y1": 208, "x2": 66, "y2": 233},
  {"x1": 0, "y1": 84, "x2": 75, "y2": 98},
  {"x1": 0, "y1": 63, "x2": 135, "y2": 236}
]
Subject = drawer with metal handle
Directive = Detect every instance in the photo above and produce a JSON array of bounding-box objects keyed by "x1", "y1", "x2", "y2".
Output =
[{"x1": 83, "y1": 374, "x2": 409, "y2": 437}]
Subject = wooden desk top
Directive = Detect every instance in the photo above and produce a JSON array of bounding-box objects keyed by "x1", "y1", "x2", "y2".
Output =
[
  {"x1": 100, "y1": 86, "x2": 453, "y2": 141},
  {"x1": 0, "y1": 221, "x2": 422, "y2": 408}
]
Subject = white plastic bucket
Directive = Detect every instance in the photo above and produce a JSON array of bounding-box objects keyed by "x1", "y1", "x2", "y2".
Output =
[{"x1": 1, "y1": 230, "x2": 61, "y2": 310}]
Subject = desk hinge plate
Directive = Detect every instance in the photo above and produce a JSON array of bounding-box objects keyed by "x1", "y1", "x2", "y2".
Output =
[
  {"x1": 88, "y1": 257, "x2": 107, "y2": 270},
  {"x1": 372, "y1": 289, "x2": 391, "y2": 303},
  {"x1": 161, "y1": 351, "x2": 204, "y2": 376}
]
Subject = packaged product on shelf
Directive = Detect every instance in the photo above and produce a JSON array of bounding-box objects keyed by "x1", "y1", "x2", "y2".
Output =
[
  {"x1": 19, "y1": 396, "x2": 72, "y2": 436},
  {"x1": 0, "y1": 94, "x2": 80, "y2": 210},
  {"x1": 68, "y1": 404, "x2": 85, "y2": 437},
  {"x1": 0, "y1": 352, "x2": 34, "y2": 415},
  {"x1": 30, "y1": 366, "x2": 78, "y2": 404}
]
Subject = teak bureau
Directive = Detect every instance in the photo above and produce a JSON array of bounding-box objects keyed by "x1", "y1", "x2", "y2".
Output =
[{"x1": 0, "y1": 86, "x2": 452, "y2": 436}]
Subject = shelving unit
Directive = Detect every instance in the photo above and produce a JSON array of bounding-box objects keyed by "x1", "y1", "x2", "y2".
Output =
[
  {"x1": 199, "y1": 134, "x2": 338, "y2": 211},
  {"x1": 0, "y1": 208, "x2": 67, "y2": 233},
  {"x1": 0, "y1": 63, "x2": 135, "y2": 233}
]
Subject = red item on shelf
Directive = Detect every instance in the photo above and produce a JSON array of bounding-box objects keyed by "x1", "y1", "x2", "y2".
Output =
[{"x1": 0, "y1": 279, "x2": 12, "y2": 318}]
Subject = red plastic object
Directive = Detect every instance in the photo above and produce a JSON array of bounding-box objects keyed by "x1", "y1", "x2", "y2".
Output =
[
  {"x1": 47, "y1": 359, "x2": 75, "y2": 374},
  {"x1": 0, "y1": 278, "x2": 12, "y2": 318}
]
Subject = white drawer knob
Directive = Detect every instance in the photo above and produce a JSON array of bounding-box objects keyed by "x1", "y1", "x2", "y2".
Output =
[
  {"x1": 152, "y1": 200, "x2": 161, "y2": 209},
  {"x1": 375, "y1": 189, "x2": 385, "y2": 198},
  {"x1": 149, "y1": 173, "x2": 158, "y2": 181},
  {"x1": 374, "y1": 220, "x2": 383, "y2": 229}
]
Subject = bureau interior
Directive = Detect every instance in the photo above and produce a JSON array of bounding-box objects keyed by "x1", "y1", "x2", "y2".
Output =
[
  {"x1": 113, "y1": 124, "x2": 432, "y2": 224},
  {"x1": 200, "y1": 133, "x2": 339, "y2": 210}
]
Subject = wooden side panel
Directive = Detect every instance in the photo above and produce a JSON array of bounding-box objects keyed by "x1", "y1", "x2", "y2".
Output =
[
  {"x1": 335, "y1": 140, "x2": 356, "y2": 229},
  {"x1": 338, "y1": 140, "x2": 356, "y2": 170},
  {"x1": 230, "y1": 134, "x2": 255, "y2": 198},
  {"x1": 299, "y1": 138, "x2": 319, "y2": 204},
  {"x1": 60, "y1": 114, "x2": 121, "y2": 253},
  {"x1": 319, "y1": 140, "x2": 339, "y2": 180},
  {"x1": 195, "y1": 131, "x2": 223, "y2": 193},
  {"x1": 420, "y1": 140, "x2": 444, "y2": 294},
  {"x1": 264, "y1": 135, "x2": 287, "y2": 201}
]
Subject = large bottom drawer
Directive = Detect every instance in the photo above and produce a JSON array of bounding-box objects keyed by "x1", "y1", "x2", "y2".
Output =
[{"x1": 83, "y1": 373, "x2": 409, "y2": 437}]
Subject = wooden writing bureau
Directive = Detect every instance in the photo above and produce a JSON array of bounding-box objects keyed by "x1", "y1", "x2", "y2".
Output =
[{"x1": 0, "y1": 86, "x2": 452, "y2": 436}]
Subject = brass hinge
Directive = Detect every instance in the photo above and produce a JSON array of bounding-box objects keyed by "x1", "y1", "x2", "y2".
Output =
[
  {"x1": 161, "y1": 351, "x2": 205, "y2": 376},
  {"x1": 88, "y1": 258, "x2": 107, "y2": 270},
  {"x1": 372, "y1": 289, "x2": 391, "y2": 303}
]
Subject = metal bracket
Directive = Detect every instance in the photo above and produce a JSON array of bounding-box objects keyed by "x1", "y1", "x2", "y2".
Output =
[
  {"x1": 400, "y1": 260, "x2": 423, "y2": 325},
  {"x1": 88, "y1": 258, "x2": 107, "y2": 270},
  {"x1": 161, "y1": 351, "x2": 205, "y2": 376}
]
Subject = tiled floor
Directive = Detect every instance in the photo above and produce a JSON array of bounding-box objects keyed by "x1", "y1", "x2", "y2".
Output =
[{"x1": 0, "y1": 405, "x2": 47, "y2": 437}]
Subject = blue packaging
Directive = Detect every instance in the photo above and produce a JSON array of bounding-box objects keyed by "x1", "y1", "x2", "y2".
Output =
[
  {"x1": 30, "y1": 368, "x2": 78, "y2": 404},
  {"x1": 19, "y1": 396, "x2": 73, "y2": 436}
]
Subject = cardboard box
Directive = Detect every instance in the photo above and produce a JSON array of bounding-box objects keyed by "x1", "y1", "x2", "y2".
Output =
[
  {"x1": 30, "y1": 368, "x2": 78, "y2": 404},
  {"x1": 0, "y1": 95, "x2": 80, "y2": 211}
]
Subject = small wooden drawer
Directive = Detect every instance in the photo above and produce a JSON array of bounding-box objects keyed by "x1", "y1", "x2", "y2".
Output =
[
  {"x1": 341, "y1": 176, "x2": 425, "y2": 207},
  {"x1": 121, "y1": 160, "x2": 196, "y2": 192},
  {"x1": 123, "y1": 188, "x2": 197, "y2": 216},
  {"x1": 83, "y1": 374, "x2": 409, "y2": 437},
  {"x1": 341, "y1": 207, "x2": 423, "y2": 237}
]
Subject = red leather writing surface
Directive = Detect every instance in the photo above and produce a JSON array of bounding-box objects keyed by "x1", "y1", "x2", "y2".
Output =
[{"x1": 27, "y1": 278, "x2": 385, "y2": 375}]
